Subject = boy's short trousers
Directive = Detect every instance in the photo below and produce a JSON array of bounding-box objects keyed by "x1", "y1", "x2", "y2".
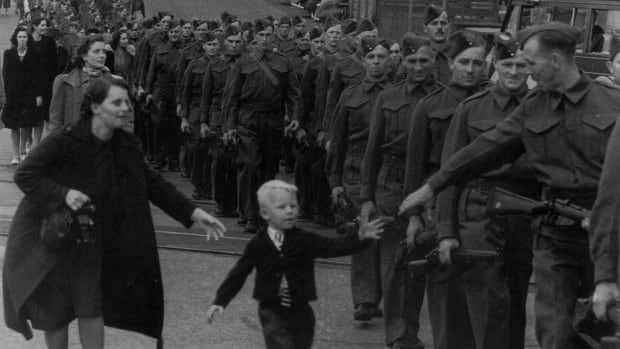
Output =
[{"x1": 24, "y1": 249, "x2": 103, "y2": 331}]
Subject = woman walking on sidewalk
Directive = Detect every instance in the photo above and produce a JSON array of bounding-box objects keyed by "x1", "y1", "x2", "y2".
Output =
[
  {"x1": 3, "y1": 78, "x2": 226, "y2": 349},
  {"x1": 1, "y1": 26, "x2": 42, "y2": 165}
]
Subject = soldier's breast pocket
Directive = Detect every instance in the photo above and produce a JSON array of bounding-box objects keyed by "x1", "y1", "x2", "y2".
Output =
[
  {"x1": 427, "y1": 108, "x2": 454, "y2": 157},
  {"x1": 523, "y1": 116, "x2": 561, "y2": 162},
  {"x1": 580, "y1": 112, "x2": 616, "y2": 162},
  {"x1": 383, "y1": 101, "x2": 410, "y2": 139},
  {"x1": 467, "y1": 118, "x2": 496, "y2": 140}
]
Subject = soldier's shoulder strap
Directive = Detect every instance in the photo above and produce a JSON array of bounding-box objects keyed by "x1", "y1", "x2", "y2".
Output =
[
  {"x1": 462, "y1": 88, "x2": 491, "y2": 104},
  {"x1": 249, "y1": 52, "x2": 280, "y2": 87}
]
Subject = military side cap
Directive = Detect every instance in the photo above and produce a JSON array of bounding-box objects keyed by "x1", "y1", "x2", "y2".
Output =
[
  {"x1": 323, "y1": 16, "x2": 341, "y2": 31},
  {"x1": 203, "y1": 31, "x2": 219, "y2": 43},
  {"x1": 360, "y1": 37, "x2": 390, "y2": 56},
  {"x1": 241, "y1": 21, "x2": 253, "y2": 31},
  {"x1": 265, "y1": 15, "x2": 274, "y2": 22},
  {"x1": 517, "y1": 22, "x2": 583, "y2": 47},
  {"x1": 446, "y1": 30, "x2": 487, "y2": 58},
  {"x1": 610, "y1": 35, "x2": 620, "y2": 61},
  {"x1": 402, "y1": 33, "x2": 431, "y2": 56},
  {"x1": 343, "y1": 19, "x2": 358, "y2": 35},
  {"x1": 221, "y1": 11, "x2": 232, "y2": 24},
  {"x1": 280, "y1": 16, "x2": 292, "y2": 26},
  {"x1": 223, "y1": 25, "x2": 241, "y2": 39},
  {"x1": 356, "y1": 18, "x2": 376, "y2": 35},
  {"x1": 207, "y1": 20, "x2": 219, "y2": 30},
  {"x1": 255, "y1": 18, "x2": 274, "y2": 32},
  {"x1": 293, "y1": 16, "x2": 303, "y2": 26},
  {"x1": 494, "y1": 32, "x2": 519, "y2": 61},
  {"x1": 309, "y1": 26, "x2": 323, "y2": 40},
  {"x1": 424, "y1": 5, "x2": 446, "y2": 25}
]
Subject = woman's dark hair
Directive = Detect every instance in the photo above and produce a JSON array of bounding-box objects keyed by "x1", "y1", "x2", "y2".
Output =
[
  {"x1": 9, "y1": 26, "x2": 32, "y2": 47},
  {"x1": 75, "y1": 35, "x2": 106, "y2": 68},
  {"x1": 81, "y1": 78, "x2": 130, "y2": 120},
  {"x1": 157, "y1": 11, "x2": 173, "y2": 20},
  {"x1": 31, "y1": 17, "x2": 48, "y2": 28},
  {"x1": 111, "y1": 29, "x2": 127, "y2": 51}
]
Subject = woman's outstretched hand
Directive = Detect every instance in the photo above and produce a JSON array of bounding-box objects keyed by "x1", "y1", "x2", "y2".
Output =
[{"x1": 191, "y1": 208, "x2": 226, "y2": 241}]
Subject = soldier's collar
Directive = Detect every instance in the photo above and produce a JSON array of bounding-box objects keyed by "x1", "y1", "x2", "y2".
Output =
[
  {"x1": 491, "y1": 83, "x2": 529, "y2": 110},
  {"x1": 406, "y1": 74, "x2": 438, "y2": 95},
  {"x1": 446, "y1": 81, "x2": 478, "y2": 100},
  {"x1": 362, "y1": 76, "x2": 390, "y2": 92},
  {"x1": 550, "y1": 71, "x2": 592, "y2": 110}
]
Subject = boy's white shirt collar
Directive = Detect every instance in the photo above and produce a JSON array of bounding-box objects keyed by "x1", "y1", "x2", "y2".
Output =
[{"x1": 267, "y1": 226, "x2": 284, "y2": 249}]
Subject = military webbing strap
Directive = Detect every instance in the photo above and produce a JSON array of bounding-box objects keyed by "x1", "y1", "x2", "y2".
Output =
[{"x1": 250, "y1": 52, "x2": 280, "y2": 88}]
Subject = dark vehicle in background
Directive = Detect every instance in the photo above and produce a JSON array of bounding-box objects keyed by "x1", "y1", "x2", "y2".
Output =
[{"x1": 502, "y1": 0, "x2": 620, "y2": 78}]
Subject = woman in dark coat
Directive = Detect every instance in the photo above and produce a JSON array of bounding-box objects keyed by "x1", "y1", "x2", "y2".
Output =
[
  {"x1": 29, "y1": 17, "x2": 58, "y2": 138},
  {"x1": 3, "y1": 78, "x2": 226, "y2": 349},
  {"x1": 2, "y1": 26, "x2": 42, "y2": 165}
]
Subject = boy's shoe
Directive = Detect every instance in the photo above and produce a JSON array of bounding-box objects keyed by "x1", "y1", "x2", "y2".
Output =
[{"x1": 11, "y1": 157, "x2": 20, "y2": 165}]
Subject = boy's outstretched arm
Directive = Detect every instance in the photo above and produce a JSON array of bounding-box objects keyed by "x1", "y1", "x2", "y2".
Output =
[
  {"x1": 312, "y1": 217, "x2": 385, "y2": 259},
  {"x1": 207, "y1": 305, "x2": 224, "y2": 324}
]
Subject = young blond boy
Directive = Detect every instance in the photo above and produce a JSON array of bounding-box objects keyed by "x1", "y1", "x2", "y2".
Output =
[{"x1": 207, "y1": 179, "x2": 384, "y2": 348}]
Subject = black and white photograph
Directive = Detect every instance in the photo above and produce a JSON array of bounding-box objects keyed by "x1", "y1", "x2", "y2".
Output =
[{"x1": 0, "y1": 0, "x2": 620, "y2": 348}]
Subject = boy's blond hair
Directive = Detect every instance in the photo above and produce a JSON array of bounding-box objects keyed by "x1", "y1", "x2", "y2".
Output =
[{"x1": 257, "y1": 180, "x2": 298, "y2": 208}]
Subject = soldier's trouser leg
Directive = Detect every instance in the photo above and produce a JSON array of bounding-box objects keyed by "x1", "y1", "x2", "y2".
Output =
[
  {"x1": 310, "y1": 151, "x2": 331, "y2": 217},
  {"x1": 342, "y1": 153, "x2": 382, "y2": 309},
  {"x1": 533, "y1": 233, "x2": 593, "y2": 349},
  {"x1": 191, "y1": 140, "x2": 211, "y2": 195},
  {"x1": 294, "y1": 144, "x2": 316, "y2": 215},
  {"x1": 503, "y1": 215, "x2": 533, "y2": 349},
  {"x1": 380, "y1": 223, "x2": 420, "y2": 345},
  {"x1": 237, "y1": 112, "x2": 284, "y2": 220},
  {"x1": 237, "y1": 160, "x2": 249, "y2": 218},
  {"x1": 165, "y1": 116, "x2": 181, "y2": 166},
  {"x1": 427, "y1": 277, "x2": 476, "y2": 349},
  {"x1": 212, "y1": 143, "x2": 238, "y2": 211}
]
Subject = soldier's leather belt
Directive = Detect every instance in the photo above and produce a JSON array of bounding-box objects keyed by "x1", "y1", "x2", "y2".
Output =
[{"x1": 240, "y1": 102, "x2": 283, "y2": 112}]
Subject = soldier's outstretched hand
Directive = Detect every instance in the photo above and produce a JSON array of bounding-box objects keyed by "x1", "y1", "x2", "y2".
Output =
[
  {"x1": 191, "y1": 208, "x2": 226, "y2": 241},
  {"x1": 399, "y1": 184, "x2": 435, "y2": 217}
]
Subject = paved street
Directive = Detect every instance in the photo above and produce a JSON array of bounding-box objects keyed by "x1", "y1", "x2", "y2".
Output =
[{"x1": 0, "y1": 2, "x2": 538, "y2": 347}]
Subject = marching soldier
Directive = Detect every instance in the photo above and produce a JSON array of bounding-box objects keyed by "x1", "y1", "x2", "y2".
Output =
[
  {"x1": 200, "y1": 26, "x2": 246, "y2": 217},
  {"x1": 360, "y1": 35, "x2": 440, "y2": 349},
  {"x1": 433, "y1": 32, "x2": 536, "y2": 349},
  {"x1": 400, "y1": 23, "x2": 620, "y2": 349},
  {"x1": 138, "y1": 13, "x2": 172, "y2": 96},
  {"x1": 273, "y1": 16, "x2": 296, "y2": 58},
  {"x1": 401, "y1": 30, "x2": 489, "y2": 349},
  {"x1": 322, "y1": 18, "x2": 378, "y2": 139},
  {"x1": 145, "y1": 20, "x2": 184, "y2": 171},
  {"x1": 179, "y1": 31, "x2": 220, "y2": 199},
  {"x1": 423, "y1": 5, "x2": 451, "y2": 85},
  {"x1": 222, "y1": 18, "x2": 301, "y2": 233},
  {"x1": 176, "y1": 21, "x2": 212, "y2": 116},
  {"x1": 327, "y1": 37, "x2": 392, "y2": 325}
]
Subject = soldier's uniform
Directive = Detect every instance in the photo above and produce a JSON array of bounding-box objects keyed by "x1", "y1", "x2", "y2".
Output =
[
  {"x1": 180, "y1": 54, "x2": 216, "y2": 198},
  {"x1": 273, "y1": 35, "x2": 297, "y2": 58},
  {"x1": 360, "y1": 55, "x2": 440, "y2": 347},
  {"x1": 200, "y1": 52, "x2": 242, "y2": 216},
  {"x1": 402, "y1": 31, "x2": 488, "y2": 349},
  {"x1": 327, "y1": 38, "x2": 391, "y2": 325},
  {"x1": 432, "y1": 47, "x2": 450, "y2": 86},
  {"x1": 145, "y1": 40, "x2": 184, "y2": 170},
  {"x1": 425, "y1": 23, "x2": 620, "y2": 349},
  {"x1": 138, "y1": 30, "x2": 167, "y2": 90},
  {"x1": 224, "y1": 45, "x2": 300, "y2": 228},
  {"x1": 322, "y1": 53, "x2": 364, "y2": 138},
  {"x1": 176, "y1": 41, "x2": 204, "y2": 106}
]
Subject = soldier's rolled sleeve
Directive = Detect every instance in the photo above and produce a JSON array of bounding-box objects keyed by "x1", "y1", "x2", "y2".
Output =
[
  {"x1": 326, "y1": 98, "x2": 348, "y2": 188},
  {"x1": 145, "y1": 52, "x2": 157, "y2": 94},
  {"x1": 179, "y1": 63, "x2": 194, "y2": 118},
  {"x1": 200, "y1": 64, "x2": 214, "y2": 124},
  {"x1": 426, "y1": 109, "x2": 526, "y2": 194},
  {"x1": 435, "y1": 103, "x2": 471, "y2": 239},
  {"x1": 300, "y1": 61, "x2": 316, "y2": 128},
  {"x1": 590, "y1": 121, "x2": 620, "y2": 284},
  {"x1": 323, "y1": 64, "x2": 344, "y2": 140},
  {"x1": 402, "y1": 100, "x2": 431, "y2": 216},
  {"x1": 360, "y1": 94, "x2": 386, "y2": 203},
  {"x1": 224, "y1": 62, "x2": 242, "y2": 131},
  {"x1": 285, "y1": 60, "x2": 302, "y2": 123}
]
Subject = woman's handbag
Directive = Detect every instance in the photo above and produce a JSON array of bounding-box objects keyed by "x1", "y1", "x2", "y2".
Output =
[{"x1": 40, "y1": 203, "x2": 97, "y2": 252}]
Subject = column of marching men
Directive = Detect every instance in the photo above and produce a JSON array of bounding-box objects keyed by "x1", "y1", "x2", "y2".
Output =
[{"x1": 4, "y1": 1, "x2": 620, "y2": 349}]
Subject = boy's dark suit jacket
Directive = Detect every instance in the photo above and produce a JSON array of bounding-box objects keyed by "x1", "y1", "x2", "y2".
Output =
[{"x1": 213, "y1": 227, "x2": 368, "y2": 307}]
